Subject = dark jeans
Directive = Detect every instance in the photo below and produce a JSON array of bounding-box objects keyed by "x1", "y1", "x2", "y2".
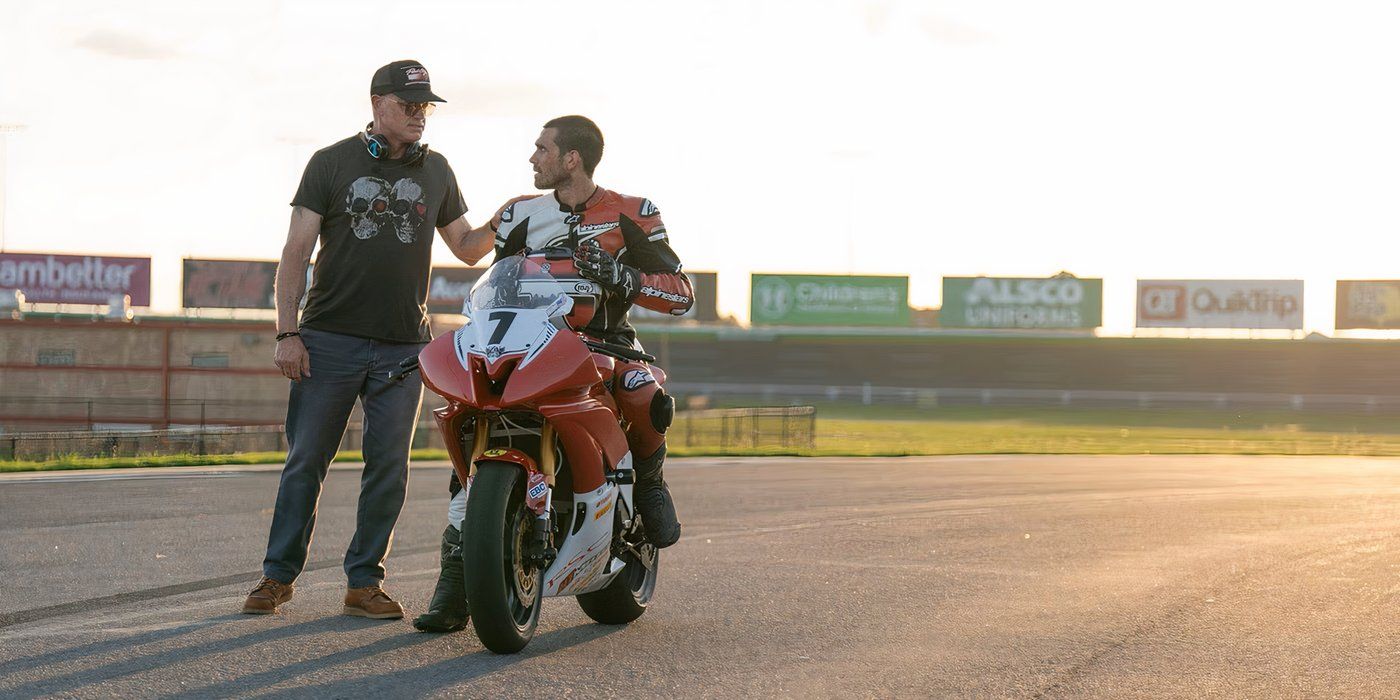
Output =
[{"x1": 262, "y1": 327, "x2": 425, "y2": 588}]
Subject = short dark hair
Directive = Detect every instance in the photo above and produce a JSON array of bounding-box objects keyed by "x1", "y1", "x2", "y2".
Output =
[{"x1": 544, "y1": 115, "x2": 604, "y2": 177}]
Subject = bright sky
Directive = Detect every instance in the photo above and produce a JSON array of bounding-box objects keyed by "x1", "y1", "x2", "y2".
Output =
[{"x1": 3, "y1": 0, "x2": 1399, "y2": 333}]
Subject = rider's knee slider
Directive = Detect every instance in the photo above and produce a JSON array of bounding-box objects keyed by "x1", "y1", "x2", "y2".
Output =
[{"x1": 649, "y1": 390, "x2": 674, "y2": 434}]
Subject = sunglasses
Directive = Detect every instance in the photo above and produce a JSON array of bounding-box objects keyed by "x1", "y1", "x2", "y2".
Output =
[{"x1": 383, "y1": 96, "x2": 436, "y2": 118}]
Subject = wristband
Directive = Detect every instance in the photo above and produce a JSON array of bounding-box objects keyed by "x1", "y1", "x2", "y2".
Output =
[
  {"x1": 276, "y1": 331, "x2": 300, "y2": 341},
  {"x1": 489, "y1": 220, "x2": 499, "y2": 233}
]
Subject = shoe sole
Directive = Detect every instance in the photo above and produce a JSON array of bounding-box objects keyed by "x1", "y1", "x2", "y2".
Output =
[
  {"x1": 342, "y1": 605, "x2": 403, "y2": 620},
  {"x1": 241, "y1": 607, "x2": 276, "y2": 614},
  {"x1": 412, "y1": 620, "x2": 468, "y2": 633}
]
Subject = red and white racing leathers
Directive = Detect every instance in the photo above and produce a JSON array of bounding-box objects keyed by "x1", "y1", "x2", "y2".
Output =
[{"x1": 495, "y1": 187, "x2": 692, "y2": 457}]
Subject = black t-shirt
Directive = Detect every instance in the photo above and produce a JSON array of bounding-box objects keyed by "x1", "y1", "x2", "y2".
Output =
[{"x1": 290, "y1": 135, "x2": 468, "y2": 343}]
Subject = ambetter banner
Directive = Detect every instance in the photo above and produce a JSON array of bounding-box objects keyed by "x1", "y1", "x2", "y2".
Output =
[
  {"x1": 1137, "y1": 280, "x2": 1303, "y2": 329},
  {"x1": 1336, "y1": 280, "x2": 1400, "y2": 329},
  {"x1": 426, "y1": 267, "x2": 487, "y2": 314},
  {"x1": 0, "y1": 252, "x2": 152, "y2": 306}
]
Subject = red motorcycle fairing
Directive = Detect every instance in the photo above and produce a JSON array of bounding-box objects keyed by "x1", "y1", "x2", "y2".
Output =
[
  {"x1": 502, "y1": 329, "x2": 601, "y2": 406},
  {"x1": 537, "y1": 394, "x2": 631, "y2": 492},
  {"x1": 433, "y1": 401, "x2": 474, "y2": 489},
  {"x1": 476, "y1": 447, "x2": 550, "y2": 515},
  {"x1": 420, "y1": 334, "x2": 477, "y2": 487},
  {"x1": 591, "y1": 354, "x2": 615, "y2": 384},
  {"x1": 420, "y1": 333, "x2": 481, "y2": 408},
  {"x1": 421, "y1": 324, "x2": 608, "y2": 411},
  {"x1": 419, "y1": 314, "x2": 630, "y2": 494}
]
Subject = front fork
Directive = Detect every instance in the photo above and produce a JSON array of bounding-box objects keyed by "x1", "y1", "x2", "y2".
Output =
[
  {"x1": 462, "y1": 416, "x2": 560, "y2": 570},
  {"x1": 529, "y1": 422, "x2": 559, "y2": 568}
]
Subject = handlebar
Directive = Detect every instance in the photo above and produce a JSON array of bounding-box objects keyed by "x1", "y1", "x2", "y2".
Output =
[
  {"x1": 584, "y1": 340, "x2": 657, "y2": 364},
  {"x1": 387, "y1": 355, "x2": 420, "y2": 384},
  {"x1": 388, "y1": 340, "x2": 654, "y2": 384}
]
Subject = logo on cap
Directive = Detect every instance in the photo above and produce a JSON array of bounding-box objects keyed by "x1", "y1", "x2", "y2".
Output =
[{"x1": 403, "y1": 66, "x2": 429, "y2": 84}]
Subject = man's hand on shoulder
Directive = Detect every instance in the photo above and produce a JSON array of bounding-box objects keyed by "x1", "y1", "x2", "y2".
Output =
[
  {"x1": 438, "y1": 195, "x2": 535, "y2": 265},
  {"x1": 492, "y1": 194, "x2": 535, "y2": 230}
]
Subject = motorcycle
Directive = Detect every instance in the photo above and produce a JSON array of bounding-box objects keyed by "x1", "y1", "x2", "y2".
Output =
[{"x1": 390, "y1": 248, "x2": 660, "y2": 654}]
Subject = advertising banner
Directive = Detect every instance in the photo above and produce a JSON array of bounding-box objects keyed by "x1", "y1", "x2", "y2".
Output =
[
  {"x1": 182, "y1": 259, "x2": 278, "y2": 309},
  {"x1": 1137, "y1": 280, "x2": 1303, "y2": 329},
  {"x1": 1336, "y1": 280, "x2": 1400, "y2": 329},
  {"x1": 426, "y1": 267, "x2": 486, "y2": 314},
  {"x1": 940, "y1": 276, "x2": 1103, "y2": 329},
  {"x1": 751, "y1": 274, "x2": 909, "y2": 326},
  {"x1": 0, "y1": 252, "x2": 152, "y2": 305},
  {"x1": 630, "y1": 271, "x2": 719, "y2": 322}
]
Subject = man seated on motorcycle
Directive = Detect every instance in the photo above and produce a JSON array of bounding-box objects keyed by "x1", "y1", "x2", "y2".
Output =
[{"x1": 414, "y1": 115, "x2": 693, "y2": 632}]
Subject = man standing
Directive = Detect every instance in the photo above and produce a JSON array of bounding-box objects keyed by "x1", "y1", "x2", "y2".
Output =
[
  {"x1": 242, "y1": 60, "x2": 502, "y2": 618},
  {"x1": 413, "y1": 115, "x2": 692, "y2": 633}
]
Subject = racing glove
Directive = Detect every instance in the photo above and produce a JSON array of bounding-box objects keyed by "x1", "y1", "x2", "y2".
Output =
[{"x1": 574, "y1": 240, "x2": 640, "y2": 299}]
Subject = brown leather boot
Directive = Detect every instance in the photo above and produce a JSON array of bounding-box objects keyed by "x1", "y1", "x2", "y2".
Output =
[
  {"x1": 241, "y1": 577, "x2": 294, "y2": 614},
  {"x1": 343, "y1": 585, "x2": 404, "y2": 619}
]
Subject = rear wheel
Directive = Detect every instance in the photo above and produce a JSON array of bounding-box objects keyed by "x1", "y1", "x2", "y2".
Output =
[
  {"x1": 577, "y1": 522, "x2": 659, "y2": 625},
  {"x1": 462, "y1": 462, "x2": 542, "y2": 653}
]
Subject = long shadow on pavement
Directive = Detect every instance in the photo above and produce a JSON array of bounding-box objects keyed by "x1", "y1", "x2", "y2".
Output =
[
  {"x1": 0, "y1": 614, "x2": 243, "y2": 680},
  {"x1": 178, "y1": 626, "x2": 443, "y2": 698},
  {"x1": 252, "y1": 622, "x2": 626, "y2": 699},
  {"x1": 0, "y1": 615, "x2": 361, "y2": 698}
]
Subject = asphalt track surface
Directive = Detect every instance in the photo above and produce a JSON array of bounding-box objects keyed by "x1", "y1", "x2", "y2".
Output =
[{"x1": 1, "y1": 455, "x2": 1398, "y2": 698}]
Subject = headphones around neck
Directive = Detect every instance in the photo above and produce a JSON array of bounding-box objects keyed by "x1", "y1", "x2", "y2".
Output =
[{"x1": 362, "y1": 124, "x2": 429, "y2": 167}]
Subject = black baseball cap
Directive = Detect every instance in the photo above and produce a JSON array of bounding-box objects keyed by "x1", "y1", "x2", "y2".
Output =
[{"x1": 370, "y1": 60, "x2": 446, "y2": 103}]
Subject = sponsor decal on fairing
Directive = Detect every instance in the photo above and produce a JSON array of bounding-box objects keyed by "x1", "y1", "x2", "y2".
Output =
[
  {"x1": 593, "y1": 500, "x2": 614, "y2": 521},
  {"x1": 528, "y1": 481, "x2": 548, "y2": 500}
]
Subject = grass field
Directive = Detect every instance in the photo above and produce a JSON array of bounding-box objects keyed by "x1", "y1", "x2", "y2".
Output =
[{"x1": 6, "y1": 405, "x2": 1400, "y2": 472}]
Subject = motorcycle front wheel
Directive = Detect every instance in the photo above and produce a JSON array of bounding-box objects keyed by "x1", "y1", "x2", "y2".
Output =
[{"x1": 462, "y1": 461, "x2": 543, "y2": 654}]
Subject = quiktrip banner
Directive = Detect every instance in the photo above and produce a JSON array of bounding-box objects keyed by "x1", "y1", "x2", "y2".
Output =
[
  {"x1": 1137, "y1": 280, "x2": 1304, "y2": 329},
  {"x1": 0, "y1": 252, "x2": 152, "y2": 306},
  {"x1": 940, "y1": 276, "x2": 1102, "y2": 329}
]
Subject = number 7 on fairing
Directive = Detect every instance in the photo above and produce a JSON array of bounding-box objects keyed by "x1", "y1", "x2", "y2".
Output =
[{"x1": 487, "y1": 311, "x2": 516, "y2": 345}]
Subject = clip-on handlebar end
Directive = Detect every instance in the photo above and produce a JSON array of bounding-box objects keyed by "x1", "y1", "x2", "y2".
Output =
[
  {"x1": 387, "y1": 355, "x2": 421, "y2": 384},
  {"x1": 583, "y1": 339, "x2": 657, "y2": 364}
]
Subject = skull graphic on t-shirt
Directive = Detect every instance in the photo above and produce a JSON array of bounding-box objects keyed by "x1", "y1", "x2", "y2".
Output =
[{"x1": 345, "y1": 176, "x2": 427, "y2": 243}]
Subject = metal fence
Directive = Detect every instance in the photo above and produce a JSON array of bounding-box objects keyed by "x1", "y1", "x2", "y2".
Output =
[
  {"x1": 675, "y1": 406, "x2": 816, "y2": 450},
  {"x1": 1, "y1": 406, "x2": 817, "y2": 461},
  {"x1": 0, "y1": 425, "x2": 288, "y2": 461}
]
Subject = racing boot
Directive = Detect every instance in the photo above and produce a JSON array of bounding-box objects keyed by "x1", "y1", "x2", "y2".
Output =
[
  {"x1": 634, "y1": 445, "x2": 681, "y2": 548},
  {"x1": 412, "y1": 524, "x2": 470, "y2": 632}
]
